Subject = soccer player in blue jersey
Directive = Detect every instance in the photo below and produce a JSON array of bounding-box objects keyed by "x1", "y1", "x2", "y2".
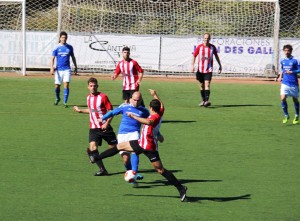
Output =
[
  {"x1": 277, "y1": 44, "x2": 300, "y2": 124},
  {"x1": 50, "y1": 31, "x2": 77, "y2": 107},
  {"x1": 101, "y1": 91, "x2": 149, "y2": 181}
]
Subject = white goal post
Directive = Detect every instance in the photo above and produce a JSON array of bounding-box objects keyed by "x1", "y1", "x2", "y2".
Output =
[{"x1": 0, "y1": 0, "x2": 26, "y2": 76}]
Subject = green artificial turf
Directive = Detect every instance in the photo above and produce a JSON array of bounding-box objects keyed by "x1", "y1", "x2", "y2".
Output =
[{"x1": 0, "y1": 76, "x2": 299, "y2": 221}]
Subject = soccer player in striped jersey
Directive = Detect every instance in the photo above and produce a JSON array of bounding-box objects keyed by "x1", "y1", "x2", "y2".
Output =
[
  {"x1": 112, "y1": 47, "x2": 144, "y2": 105},
  {"x1": 191, "y1": 33, "x2": 222, "y2": 107},
  {"x1": 50, "y1": 31, "x2": 77, "y2": 107},
  {"x1": 277, "y1": 44, "x2": 300, "y2": 124},
  {"x1": 97, "y1": 89, "x2": 187, "y2": 202},
  {"x1": 73, "y1": 77, "x2": 118, "y2": 176}
]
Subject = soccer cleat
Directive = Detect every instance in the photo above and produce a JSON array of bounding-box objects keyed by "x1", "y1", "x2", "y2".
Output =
[
  {"x1": 54, "y1": 98, "x2": 61, "y2": 105},
  {"x1": 198, "y1": 101, "x2": 205, "y2": 107},
  {"x1": 63, "y1": 103, "x2": 68, "y2": 108},
  {"x1": 136, "y1": 174, "x2": 144, "y2": 180},
  {"x1": 293, "y1": 116, "x2": 299, "y2": 124},
  {"x1": 282, "y1": 115, "x2": 289, "y2": 124},
  {"x1": 179, "y1": 185, "x2": 188, "y2": 202},
  {"x1": 94, "y1": 169, "x2": 109, "y2": 176},
  {"x1": 204, "y1": 101, "x2": 211, "y2": 107}
]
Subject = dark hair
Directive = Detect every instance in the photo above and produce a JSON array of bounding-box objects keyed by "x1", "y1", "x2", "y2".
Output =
[
  {"x1": 122, "y1": 46, "x2": 130, "y2": 52},
  {"x1": 60, "y1": 31, "x2": 68, "y2": 38},
  {"x1": 283, "y1": 44, "x2": 293, "y2": 51},
  {"x1": 203, "y1": 33, "x2": 211, "y2": 38},
  {"x1": 87, "y1": 77, "x2": 98, "y2": 85},
  {"x1": 150, "y1": 99, "x2": 161, "y2": 113}
]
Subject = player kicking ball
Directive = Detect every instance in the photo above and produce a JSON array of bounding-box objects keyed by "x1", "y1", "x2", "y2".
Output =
[{"x1": 97, "y1": 89, "x2": 188, "y2": 202}]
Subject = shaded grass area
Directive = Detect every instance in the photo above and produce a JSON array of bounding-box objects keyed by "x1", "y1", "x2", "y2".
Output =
[{"x1": 0, "y1": 77, "x2": 300, "y2": 221}]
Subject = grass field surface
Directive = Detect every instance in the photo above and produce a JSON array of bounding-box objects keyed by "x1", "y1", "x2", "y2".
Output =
[{"x1": 0, "y1": 75, "x2": 299, "y2": 221}]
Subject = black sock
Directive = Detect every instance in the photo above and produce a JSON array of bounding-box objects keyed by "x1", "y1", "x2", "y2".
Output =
[
  {"x1": 204, "y1": 90, "x2": 210, "y2": 101},
  {"x1": 161, "y1": 169, "x2": 182, "y2": 190},
  {"x1": 200, "y1": 90, "x2": 205, "y2": 101},
  {"x1": 98, "y1": 146, "x2": 119, "y2": 159},
  {"x1": 91, "y1": 150, "x2": 106, "y2": 170}
]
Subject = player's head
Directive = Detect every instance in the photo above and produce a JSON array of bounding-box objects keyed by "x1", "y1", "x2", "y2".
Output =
[
  {"x1": 122, "y1": 47, "x2": 130, "y2": 60},
  {"x1": 203, "y1": 33, "x2": 211, "y2": 44},
  {"x1": 130, "y1": 91, "x2": 142, "y2": 107},
  {"x1": 59, "y1": 31, "x2": 68, "y2": 44},
  {"x1": 149, "y1": 99, "x2": 161, "y2": 113},
  {"x1": 87, "y1": 77, "x2": 98, "y2": 94},
  {"x1": 283, "y1": 44, "x2": 293, "y2": 57}
]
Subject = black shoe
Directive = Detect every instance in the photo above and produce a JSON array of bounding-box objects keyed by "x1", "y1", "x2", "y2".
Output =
[
  {"x1": 179, "y1": 185, "x2": 188, "y2": 202},
  {"x1": 94, "y1": 169, "x2": 109, "y2": 176}
]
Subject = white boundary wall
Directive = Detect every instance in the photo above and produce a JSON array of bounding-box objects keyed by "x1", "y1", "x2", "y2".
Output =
[{"x1": 1, "y1": 31, "x2": 299, "y2": 75}]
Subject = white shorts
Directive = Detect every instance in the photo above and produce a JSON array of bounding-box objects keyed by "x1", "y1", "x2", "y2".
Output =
[
  {"x1": 118, "y1": 131, "x2": 139, "y2": 155},
  {"x1": 280, "y1": 84, "x2": 299, "y2": 98},
  {"x1": 54, "y1": 69, "x2": 71, "y2": 85}
]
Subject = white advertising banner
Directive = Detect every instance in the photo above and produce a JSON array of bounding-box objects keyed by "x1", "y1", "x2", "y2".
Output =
[
  {"x1": 67, "y1": 34, "x2": 160, "y2": 70},
  {"x1": 0, "y1": 31, "x2": 299, "y2": 74},
  {"x1": 160, "y1": 36, "x2": 275, "y2": 74},
  {"x1": 0, "y1": 31, "x2": 57, "y2": 68}
]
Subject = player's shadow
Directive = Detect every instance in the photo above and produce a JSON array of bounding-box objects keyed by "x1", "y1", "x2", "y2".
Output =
[
  {"x1": 108, "y1": 169, "x2": 181, "y2": 176},
  {"x1": 209, "y1": 104, "x2": 272, "y2": 108},
  {"x1": 124, "y1": 193, "x2": 251, "y2": 203},
  {"x1": 135, "y1": 178, "x2": 222, "y2": 189}
]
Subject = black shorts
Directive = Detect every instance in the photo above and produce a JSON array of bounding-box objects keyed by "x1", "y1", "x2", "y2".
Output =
[
  {"x1": 122, "y1": 90, "x2": 138, "y2": 101},
  {"x1": 196, "y1": 71, "x2": 212, "y2": 83},
  {"x1": 89, "y1": 125, "x2": 117, "y2": 146},
  {"x1": 129, "y1": 140, "x2": 161, "y2": 162}
]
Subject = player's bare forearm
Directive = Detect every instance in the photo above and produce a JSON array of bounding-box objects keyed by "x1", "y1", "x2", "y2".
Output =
[
  {"x1": 127, "y1": 112, "x2": 153, "y2": 125},
  {"x1": 149, "y1": 89, "x2": 164, "y2": 109},
  {"x1": 191, "y1": 57, "x2": 196, "y2": 73},
  {"x1": 138, "y1": 72, "x2": 144, "y2": 82},
  {"x1": 71, "y1": 55, "x2": 78, "y2": 74},
  {"x1": 50, "y1": 57, "x2": 55, "y2": 75},
  {"x1": 112, "y1": 72, "x2": 119, "y2": 80},
  {"x1": 73, "y1": 106, "x2": 89, "y2": 114}
]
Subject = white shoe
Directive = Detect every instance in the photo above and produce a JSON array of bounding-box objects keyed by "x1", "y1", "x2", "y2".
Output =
[{"x1": 199, "y1": 101, "x2": 205, "y2": 106}]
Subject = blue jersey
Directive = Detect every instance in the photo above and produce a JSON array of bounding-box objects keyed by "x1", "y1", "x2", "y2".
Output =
[
  {"x1": 280, "y1": 56, "x2": 300, "y2": 87},
  {"x1": 102, "y1": 103, "x2": 149, "y2": 134},
  {"x1": 52, "y1": 43, "x2": 74, "y2": 71}
]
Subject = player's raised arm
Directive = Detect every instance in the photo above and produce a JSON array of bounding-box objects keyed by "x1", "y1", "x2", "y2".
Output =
[{"x1": 149, "y1": 89, "x2": 163, "y2": 110}]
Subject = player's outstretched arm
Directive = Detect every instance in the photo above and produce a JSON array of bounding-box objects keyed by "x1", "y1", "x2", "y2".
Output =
[
  {"x1": 127, "y1": 112, "x2": 153, "y2": 125},
  {"x1": 73, "y1": 106, "x2": 89, "y2": 114}
]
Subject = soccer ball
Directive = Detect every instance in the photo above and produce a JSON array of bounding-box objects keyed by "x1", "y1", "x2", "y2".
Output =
[{"x1": 124, "y1": 170, "x2": 136, "y2": 183}]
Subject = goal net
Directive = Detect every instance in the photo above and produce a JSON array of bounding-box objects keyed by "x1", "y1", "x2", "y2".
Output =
[
  {"x1": 0, "y1": 0, "x2": 26, "y2": 75},
  {"x1": 58, "y1": 0, "x2": 280, "y2": 76}
]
